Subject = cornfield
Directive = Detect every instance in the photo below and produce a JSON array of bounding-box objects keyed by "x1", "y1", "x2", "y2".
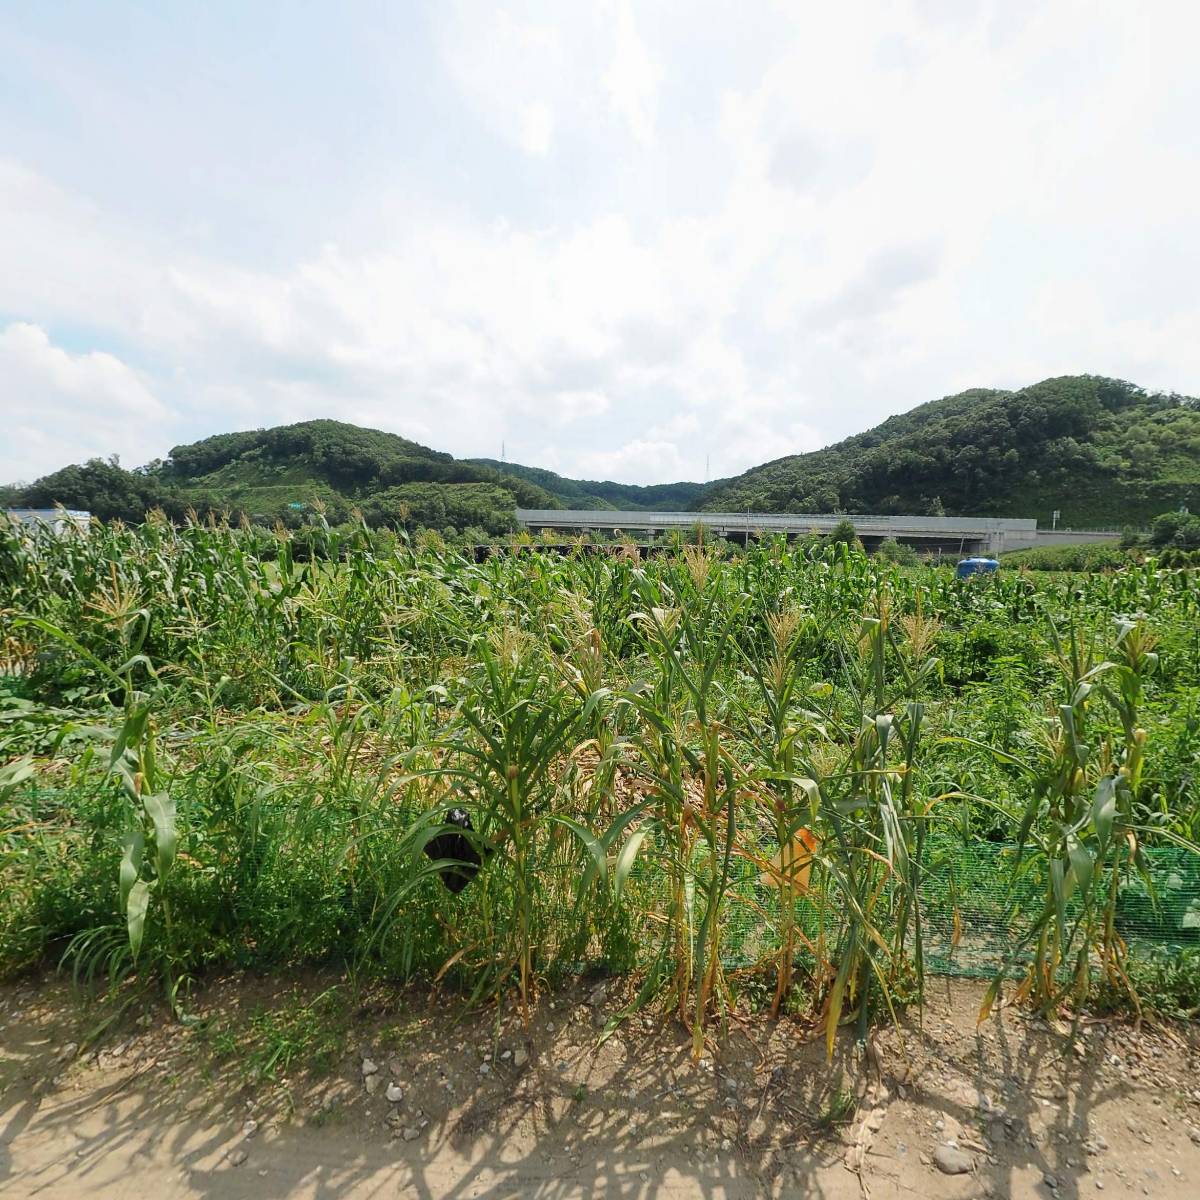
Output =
[{"x1": 2, "y1": 511, "x2": 1199, "y2": 1045}]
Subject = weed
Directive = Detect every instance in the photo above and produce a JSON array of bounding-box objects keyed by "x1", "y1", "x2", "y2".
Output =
[{"x1": 818, "y1": 1079, "x2": 857, "y2": 1127}]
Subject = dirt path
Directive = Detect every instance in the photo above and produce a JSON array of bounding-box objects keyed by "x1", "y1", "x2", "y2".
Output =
[{"x1": 2, "y1": 973, "x2": 1199, "y2": 1199}]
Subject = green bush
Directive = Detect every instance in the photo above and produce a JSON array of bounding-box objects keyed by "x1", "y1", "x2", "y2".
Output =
[
  {"x1": 876, "y1": 536, "x2": 918, "y2": 566},
  {"x1": 825, "y1": 517, "x2": 860, "y2": 548},
  {"x1": 1000, "y1": 543, "x2": 1132, "y2": 571},
  {"x1": 1151, "y1": 510, "x2": 1200, "y2": 551}
]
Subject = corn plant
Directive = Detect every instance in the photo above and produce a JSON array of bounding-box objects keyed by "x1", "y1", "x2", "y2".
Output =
[
  {"x1": 797, "y1": 589, "x2": 935, "y2": 1054},
  {"x1": 975, "y1": 617, "x2": 1198, "y2": 1018},
  {"x1": 736, "y1": 603, "x2": 824, "y2": 1016},
  {"x1": 5, "y1": 513, "x2": 1200, "y2": 1035},
  {"x1": 620, "y1": 550, "x2": 753, "y2": 1055},
  {"x1": 429, "y1": 634, "x2": 604, "y2": 1021}
]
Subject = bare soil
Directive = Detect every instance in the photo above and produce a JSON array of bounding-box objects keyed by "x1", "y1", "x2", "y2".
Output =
[{"x1": 2, "y1": 971, "x2": 1199, "y2": 1199}]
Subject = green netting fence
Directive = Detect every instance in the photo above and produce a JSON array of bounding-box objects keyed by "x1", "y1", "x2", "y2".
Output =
[
  {"x1": 707, "y1": 839, "x2": 1200, "y2": 979},
  {"x1": 569, "y1": 839, "x2": 1200, "y2": 984}
]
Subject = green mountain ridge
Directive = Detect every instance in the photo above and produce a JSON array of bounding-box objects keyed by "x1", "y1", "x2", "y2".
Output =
[
  {"x1": 465, "y1": 459, "x2": 705, "y2": 511},
  {"x1": 7, "y1": 420, "x2": 561, "y2": 534},
  {"x1": 4, "y1": 418, "x2": 708, "y2": 530},
  {"x1": 5, "y1": 375, "x2": 1199, "y2": 532},
  {"x1": 700, "y1": 375, "x2": 1200, "y2": 528}
]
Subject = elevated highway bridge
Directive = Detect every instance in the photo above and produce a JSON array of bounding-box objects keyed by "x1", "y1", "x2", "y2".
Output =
[{"x1": 516, "y1": 509, "x2": 1041, "y2": 556}]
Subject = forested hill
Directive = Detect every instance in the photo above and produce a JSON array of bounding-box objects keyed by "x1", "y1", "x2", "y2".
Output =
[
  {"x1": 699, "y1": 376, "x2": 1200, "y2": 527},
  {"x1": 467, "y1": 459, "x2": 705, "y2": 511},
  {"x1": 6, "y1": 420, "x2": 564, "y2": 535},
  {"x1": 4, "y1": 419, "x2": 705, "y2": 533},
  {"x1": 158, "y1": 420, "x2": 564, "y2": 522}
]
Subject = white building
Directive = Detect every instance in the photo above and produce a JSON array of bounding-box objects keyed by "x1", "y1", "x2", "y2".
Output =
[{"x1": 4, "y1": 508, "x2": 92, "y2": 534}]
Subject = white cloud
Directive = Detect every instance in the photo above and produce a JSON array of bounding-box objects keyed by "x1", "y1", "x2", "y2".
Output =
[
  {"x1": 0, "y1": 161, "x2": 160, "y2": 339},
  {"x1": 519, "y1": 103, "x2": 555, "y2": 157},
  {"x1": 1, "y1": 1, "x2": 1198, "y2": 488},
  {"x1": 574, "y1": 438, "x2": 688, "y2": 484},
  {"x1": 0, "y1": 322, "x2": 169, "y2": 483},
  {"x1": 604, "y1": 1, "x2": 661, "y2": 145},
  {"x1": 549, "y1": 390, "x2": 611, "y2": 425},
  {"x1": 434, "y1": 4, "x2": 573, "y2": 158}
]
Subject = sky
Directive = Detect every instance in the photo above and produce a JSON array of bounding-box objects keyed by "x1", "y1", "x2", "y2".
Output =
[{"x1": 2, "y1": 0, "x2": 1199, "y2": 486}]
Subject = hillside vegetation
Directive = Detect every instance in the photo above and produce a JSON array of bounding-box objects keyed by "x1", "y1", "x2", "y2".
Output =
[
  {"x1": 3, "y1": 420, "x2": 704, "y2": 533},
  {"x1": 702, "y1": 376, "x2": 1200, "y2": 527},
  {"x1": 467, "y1": 458, "x2": 705, "y2": 511},
  {"x1": 8, "y1": 420, "x2": 562, "y2": 534},
  {"x1": 5, "y1": 375, "x2": 1199, "y2": 532}
]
